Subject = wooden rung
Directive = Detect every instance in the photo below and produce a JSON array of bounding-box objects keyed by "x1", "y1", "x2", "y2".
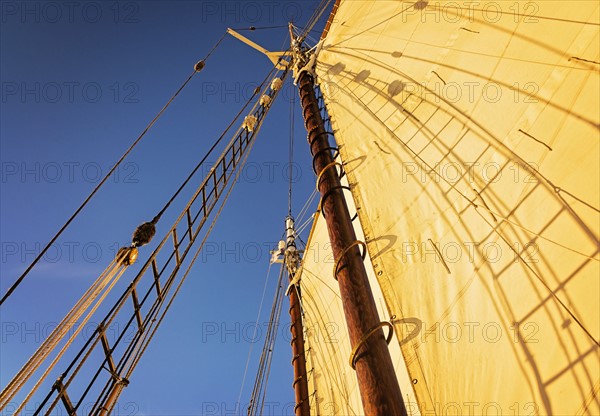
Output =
[
  {"x1": 151, "y1": 258, "x2": 162, "y2": 300},
  {"x1": 186, "y1": 208, "x2": 193, "y2": 241},
  {"x1": 54, "y1": 379, "x2": 76, "y2": 415},
  {"x1": 213, "y1": 170, "x2": 219, "y2": 198},
  {"x1": 100, "y1": 332, "x2": 117, "y2": 375},
  {"x1": 173, "y1": 229, "x2": 181, "y2": 265},
  {"x1": 131, "y1": 288, "x2": 143, "y2": 333}
]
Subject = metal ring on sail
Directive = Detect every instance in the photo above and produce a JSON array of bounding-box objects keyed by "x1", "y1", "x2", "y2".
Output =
[
  {"x1": 333, "y1": 240, "x2": 367, "y2": 281},
  {"x1": 349, "y1": 321, "x2": 394, "y2": 370}
]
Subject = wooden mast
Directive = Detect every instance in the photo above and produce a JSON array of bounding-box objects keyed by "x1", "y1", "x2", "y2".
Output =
[
  {"x1": 284, "y1": 217, "x2": 311, "y2": 416},
  {"x1": 290, "y1": 25, "x2": 407, "y2": 415}
]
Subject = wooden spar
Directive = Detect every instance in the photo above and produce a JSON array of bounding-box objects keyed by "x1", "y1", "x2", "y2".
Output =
[
  {"x1": 98, "y1": 378, "x2": 128, "y2": 416},
  {"x1": 285, "y1": 217, "x2": 311, "y2": 416},
  {"x1": 292, "y1": 32, "x2": 407, "y2": 415}
]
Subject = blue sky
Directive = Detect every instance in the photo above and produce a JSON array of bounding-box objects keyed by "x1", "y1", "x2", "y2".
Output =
[{"x1": 1, "y1": 1, "x2": 330, "y2": 414}]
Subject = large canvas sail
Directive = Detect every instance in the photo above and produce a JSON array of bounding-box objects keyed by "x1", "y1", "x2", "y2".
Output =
[
  {"x1": 302, "y1": 0, "x2": 599, "y2": 414},
  {"x1": 300, "y1": 190, "x2": 419, "y2": 415}
]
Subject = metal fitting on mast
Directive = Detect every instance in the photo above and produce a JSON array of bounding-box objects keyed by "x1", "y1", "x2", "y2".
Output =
[
  {"x1": 284, "y1": 216, "x2": 301, "y2": 276},
  {"x1": 281, "y1": 215, "x2": 310, "y2": 416},
  {"x1": 288, "y1": 23, "x2": 323, "y2": 85}
]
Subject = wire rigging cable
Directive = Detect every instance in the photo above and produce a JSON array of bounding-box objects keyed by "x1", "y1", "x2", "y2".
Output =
[
  {"x1": 298, "y1": 0, "x2": 333, "y2": 41},
  {"x1": 120, "y1": 57, "x2": 283, "y2": 264},
  {"x1": 0, "y1": 32, "x2": 228, "y2": 307},
  {"x1": 13, "y1": 61, "x2": 292, "y2": 415},
  {"x1": 237, "y1": 262, "x2": 274, "y2": 411},
  {"x1": 231, "y1": 25, "x2": 290, "y2": 31},
  {"x1": 288, "y1": 78, "x2": 295, "y2": 216},
  {"x1": 247, "y1": 264, "x2": 287, "y2": 416},
  {"x1": 150, "y1": 63, "x2": 280, "y2": 225},
  {"x1": 92, "y1": 138, "x2": 261, "y2": 415},
  {"x1": 0, "y1": 252, "x2": 130, "y2": 409}
]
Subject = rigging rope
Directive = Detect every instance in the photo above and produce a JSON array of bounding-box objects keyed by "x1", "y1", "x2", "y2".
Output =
[
  {"x1": 121, "y1": 61, "x2": 282, "y2": 261},
  {"x1": 150, "y1": 63, "x2": 279, "y2": 225},
  {"x1": 13, "y1": 265, "x2": 128, "y2": 414},
  {"x1": 83, "y1": 101, "x2": 270, "y2": 412},
  {"x1": 0, "y1": 252, "x2": 130, "y2": 410},
  {"x1": 110, "y1": 138, "x2": 261, "y2": 413},
  {"x1": 0, "y1": 33, "x2": 228, "y2": 307},
  {"x1": 231, "y1": 25, "x2": 290, "y2": 31},
  {"x1": 18, "y1": 62, "x2": 291, "y2": 415},
  {"x1": 237, "y1": 262, "x2": 274, "y2": 411},
  {"x1": 297, "y1": 188, "x2": 319, "y2": 225},
  {"x1": 99, "y1": 107, "x2": 269, "y2": 413},
  {"x1": 288, "y1": 79, "x2": 295, "y2": 216},
  {"x1": 299, "y1": 0, "x2": 333, "y2": 42},
  {"x1": 247, "y1": 264, "x2": 286, "y2": 416},
  {"x1": 4, "y1": 16, "x2": 306, "y2": 412},
  {"x1": 341, "y1": 81, "x2": 600, "y2": 347}
]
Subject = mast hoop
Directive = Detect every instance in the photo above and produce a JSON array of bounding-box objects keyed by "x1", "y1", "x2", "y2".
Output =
[
  {"x1": 315, "y1": 161, "x2": 345, "y2": 191},
  {"x1": 349, "y1": 321, "x2": 394, "y2": 370},
  {"x1": 318, "y1": 185, "x2": 356, "y2": 220},
  {"x1": 294, "y1": 399, "x2": 307, "y2": 412},
  {"x1": 333, "y1": 240, "x2": 367, "y2": 280},
  {"x1": 312, "y1": 146, "x2": 339, "y2": 174},
  {"x1": 308, "y1": 130, "x2": 335, "y2": 147}
]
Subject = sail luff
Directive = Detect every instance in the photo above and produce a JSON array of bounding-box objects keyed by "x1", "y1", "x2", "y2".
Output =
[
  {"x1": 293, "y1": 36, "x2": 407, "y2": 412},
  {"x1": 314, "y1": 1, "x2": 599, "y2": 414}
]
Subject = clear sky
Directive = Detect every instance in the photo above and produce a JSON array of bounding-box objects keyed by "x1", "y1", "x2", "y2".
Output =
[{"x1": 1, "y1": 1, "x2": 330, "y2": 414}]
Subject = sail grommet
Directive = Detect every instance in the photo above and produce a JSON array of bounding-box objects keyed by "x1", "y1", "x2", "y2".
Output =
[
  {"x1": 333, "y1": 240, "x2": 367, "y2": 280},
  {"x1": 349, "y1": 321, "x2": 394, "y2": 369}
]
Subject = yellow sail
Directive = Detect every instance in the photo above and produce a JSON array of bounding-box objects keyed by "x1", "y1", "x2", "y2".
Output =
[
  {"x1": 301, "y1": 190, "x2": 419, "y2": 415},
  {"x1": 302, "y1": 0, "x2": 600, "y2": 414}
]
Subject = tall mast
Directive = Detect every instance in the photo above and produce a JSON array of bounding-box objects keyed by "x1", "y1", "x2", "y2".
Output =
[
  {"x1": 289, "y1": 25, "x2": 407, "y2": 415},
  {"x1": 283, "y1": 217, "x2": 310, "y2": 416}
]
